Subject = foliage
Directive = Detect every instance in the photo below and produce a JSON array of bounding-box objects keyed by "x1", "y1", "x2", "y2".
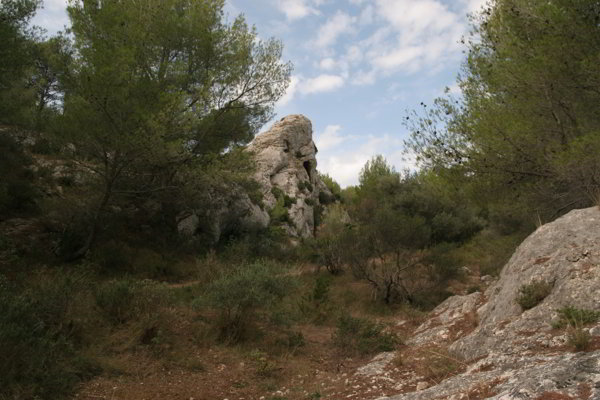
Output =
[
  {"x1": 516, "y1": 280, "x2": 553, "y2": 310},
  {"x1": 298, "y1": 273, "x2": 333, "y2": 323},
  {"x1": 0, "y1": 272, "x2": 97, "y2": 400},
  {"x1": 333, "y1": 314, "x2": 399, "y2": 355},
  {"x1": 297, "y1": 180, "x2": 313, "y2": 193},
  {"x1": 311, "y1": 204, "x2": 351, "y2": 274},
  {"x1": 553, "y1": 306, "x2": 600, "y2": 329},
  {"x1": 0, "y1": 131, "x2": 37, "y2": 217},
  {"x1": 338, "y1": 156, "x2": 483, "y2": 305},
  {"x1": 567, "y1": 326, "x2": 592, "y2": 352},
  {"x1": 35, "y1": 0, "x2": 292, "y2": 259},
  {"x1": 405, "y1": 0, "x2": 600, "y2": 223},
  {"x1": 270, "y1": 195, "x2": 291, "y2": 224},
  {"x1": 0, "y1": 0, "x2": 40, "y2": 123},
  {"x1": 94, "y1": 279, "x2": 172, "y2": 325},
  {"x1": 197, "y1": 262, "x2": 294, "y2": 342},
  {"x1": 318, "y1": 172, "x2": 341, "y2": 201}
]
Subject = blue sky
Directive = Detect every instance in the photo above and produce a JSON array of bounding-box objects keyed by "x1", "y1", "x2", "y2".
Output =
[{"x1": 31, "y1": 0, "x2": 485, "y2": 186}]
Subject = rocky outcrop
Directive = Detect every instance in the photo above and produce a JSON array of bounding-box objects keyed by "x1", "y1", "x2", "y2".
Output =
[
  {"x1": 359, "y1": 207, "x2": 600, "y2": 400},
  {"x1": 246, "y1": 114, "x2": 331, "y2": 238},
  {"x1": 177, "y1": 115, "x2": 332, "y2": 242}
]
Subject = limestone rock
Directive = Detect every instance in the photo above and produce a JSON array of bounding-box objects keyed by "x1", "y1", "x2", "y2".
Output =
[
  {"x1": 246, "y1": 114, "x2": 331, "y2": 238},
  {"x1": 371, "y1": 208, "x2": 600, "y2": 400},
  {"x1": 450, "y1": 206, "x2": 600, "y2": 360},
  {"x1": 177, "y1": 115, "x2": 331, "y2": 242}
]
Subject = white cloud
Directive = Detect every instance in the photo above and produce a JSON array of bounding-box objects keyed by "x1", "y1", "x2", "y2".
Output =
[
  {"x1": 345, "y1": 0, "x2": 466, "y2": 85},
  {"x1": 312, "y1": 11, "x2": 356, "y2": 49},
  {"x1": 30, "y1": 0, "x2": 70, "y2": 35},
  {"x1": 358, "y1": 5, "x2": 374, "y2": 25},
  {"x1": 319, "y1": 58, "x2": 336, "y2": 70},
  {"x1": 463, "y1": 0, "x2": 488, "y2": 14},
  {"x1": 315, "y1": 125, "x2": 345, "y2": 151},
  {"x1": 274, "y1": 0, "x2": 320, "y2": 20},
  {"x1": 372, "y1": 46, "x2": 423, "y2": 70},
  {"x1": 300, "y1": 74, "x2": 345, "y2": 94},
  {"x1": 352, "y1": 69, "x2": 376, "y2": 86},
  {"x1": 276, "y1": 73, "x2": 345, "y2": 106}
]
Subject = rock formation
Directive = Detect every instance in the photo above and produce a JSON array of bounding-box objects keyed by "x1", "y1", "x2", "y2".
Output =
[
  {"x1": 177, "y1": 114, "x2": 332, "y2": 242},
  {"x1": 356, "y1": 207, "x2": 600, "y2": 399},
  {"x1": 247, "y1": 114, "x2": 331, "y2": 238}
]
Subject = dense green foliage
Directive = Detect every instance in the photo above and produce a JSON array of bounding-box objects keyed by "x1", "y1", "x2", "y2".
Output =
[
  {"x1": 406, "y1": 0, "x2": 600, "y2": 224},
  {"x1": 317, "y1": 156, "x2": 483, "y2": 306},
  {"x1": 517, "y1": 280, "x2": 553, "y2": 310},
  {"x1": 197, "y1": 261, "x2": 294, "y2": 342},
  {"x1": 0, "y1": 132, "x2": 37, "y2": 217},
  {"x1": 553, "y1": 306, "x2": 600, "y2": 329}
]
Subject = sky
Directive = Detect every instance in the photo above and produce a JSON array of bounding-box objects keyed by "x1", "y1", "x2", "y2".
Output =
[{"x1": 31, "y1": 0, "x2": 486, "y2": 187}]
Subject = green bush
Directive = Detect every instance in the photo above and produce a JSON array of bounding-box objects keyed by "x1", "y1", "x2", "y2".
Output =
[
  {"x1": 271, "y1": 186, "x2": 284, "y2": 199},
  {"x1": 299, "y1": 274, "x2": 332, "y2": 323},
  {"x1": 0, "y1": 132, "x2": 37, "y2": 217},
  {"x1": 297, "y1": 180, "x2": 313, "y2": 193},
  {"x1": 568, "y1": 326, "x2": 592, "y2": 352},
  {"x1": 516, "y1": 280, "x2": 553, "y2": 310},
  {"x1": 318, "y1": 190, "x2": 336, "y2": 205},
  {"x1": 0, "y1": 273, "x2": 97, "y2": 399},
  {"x1": 196, "y1": 262, "x2": 295, "y2": 343},
  {"x1": 283, "y1": 194, "x2": 296, "y2": 208},
  {"x1": 553, "y1": 306, "x2": 600, "y2": 329},
  {"x1": 94, "y1": 240, "x2": 135, "y2": 272},
  {"x1": 333, "y1": 314, "x2": 399, "y2": 355},
  {"x1": 95, "y1": 279, "x2": 171, "y2": 325},
  {"x1": 270, "y1": 196, "x2": 291, "y2": 224}
]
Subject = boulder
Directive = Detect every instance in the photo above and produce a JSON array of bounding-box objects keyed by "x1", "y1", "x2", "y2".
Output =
[
  {"x1": 450, "y1": 206, "x2": 600, "y2": 360},
  {"x1": 246, "y1": 114, "x2": 331, "y2": 238}
]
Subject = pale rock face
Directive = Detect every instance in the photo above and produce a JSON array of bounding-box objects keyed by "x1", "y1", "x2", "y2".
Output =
[
  {"x1": 247, "y1": 114, "x2": 328, "y2": 238},
  {"x1": 370, "y1": 207, "x2": 600, "y2": 400},
  {"x1": 177, "y1": 114, "x2": 332, "y2": 242}
]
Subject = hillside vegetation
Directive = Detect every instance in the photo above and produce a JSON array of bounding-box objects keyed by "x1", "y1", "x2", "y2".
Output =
[{"x1": 1, "y1": 0, "x2": 599, "y2": 399}]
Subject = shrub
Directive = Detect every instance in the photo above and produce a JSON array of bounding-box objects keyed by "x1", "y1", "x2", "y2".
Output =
[
  {"x1": 270, "y1": 196, "x2": 291, "y2": 224},
  {"x1": 271, "y1": 186, "x2": 284, "y2": 199},
  {"x1": 0, "y1": 273, "x2": 97, "y2": 399},
  {"x1": 94, "y1": 240, "x2": 135, "y2": 272},
  {"x1": 567, "y1": 326, "x2": 591, "y2": 352},
  {"x1": 552, "y1": 306, "x2": 599, "y2": 352},
  {"x1": 333, "y1": 314, "x2": 399, "y2": 355},
  {"x1": 319, "y1": 190, "x2": 336, "y2": 205},
  {"x1": 283, "y1": 194, "x2": 296, "y2": 208},
  {"x1": 95, "y1": 279, "x2": 171, "y2": 325},
  {"x1": 0, "y1": 132, "x2": 37, "y2": 217},
  {"x1": 298, "y1": 180, "x2": 314, "y2": 193},
  {"x1": 197, "y1": 262, "x2": 294, "y2": 343},
  {"x1": 298, "y1": 274, "x2": 332, "y2": 323},
  {"x1": 516, "y1": 280, "x2": 553, "y2": 310},
  {"x1": 552, "y1": 306, "x2": 600, "y2": 329}
]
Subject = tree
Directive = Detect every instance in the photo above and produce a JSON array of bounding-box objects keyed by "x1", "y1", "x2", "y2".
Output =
[
  {"x1": 406, "y1": 0, "x2": 600, "y2": 223},
  {"x1": 0, "y1": 0, "x2": 40, "y2": 123},
  {"x1": 341, "y1": 156, "x2": 482, "y2": 305},
  {"x1": 56, "y1": 0, "x2": 291, "y2": 259}
]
